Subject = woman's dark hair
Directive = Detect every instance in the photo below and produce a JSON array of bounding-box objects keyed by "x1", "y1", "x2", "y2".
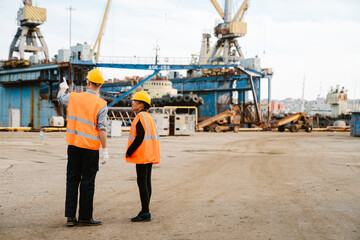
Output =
[
  {"x1": 142, "y1": 101, "x2": 151, "y2": 110},
  {"x1": 139, "y1": 101, "x2": 151, "y2": 110}
]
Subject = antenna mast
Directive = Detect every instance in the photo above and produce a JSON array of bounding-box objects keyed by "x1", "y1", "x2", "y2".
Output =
[
  {"x1": 154, "y1": 41, "x2": 160, "y2": 65},
  {"x1": 66, "y1": 6, "x2": 76, "y2": 49}
]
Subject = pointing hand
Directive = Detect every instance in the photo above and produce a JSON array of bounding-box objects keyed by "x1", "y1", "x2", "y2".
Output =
[{"x1": 60, "y1": 77, "x2": 69, "y2": 90}]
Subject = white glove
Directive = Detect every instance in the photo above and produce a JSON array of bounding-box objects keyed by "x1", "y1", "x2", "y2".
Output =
[
  {"x1": 101, "y1": 148, "x2": 109, "y2": 165},
  {"x1": 60, "y1": 77, "x2": 69, "y2": 89}
]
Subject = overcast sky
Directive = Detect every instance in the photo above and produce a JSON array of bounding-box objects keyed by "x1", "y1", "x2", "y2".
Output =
[{"x1": 1, "y1": 0, "x2": 359, "y2": 100}]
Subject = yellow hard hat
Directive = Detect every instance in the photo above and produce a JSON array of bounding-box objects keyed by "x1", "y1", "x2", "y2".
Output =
[
  {"x1": 131, "y1": 91, "x2": 151, "y2": 106},
  {"x1": 86, "y1": 69, "x2": 104, "y2": 84}
]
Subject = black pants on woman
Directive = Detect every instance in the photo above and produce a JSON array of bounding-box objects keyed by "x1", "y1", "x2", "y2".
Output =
[{"x1": 136, "y1": 163, "x2": 153, "y2": 213}]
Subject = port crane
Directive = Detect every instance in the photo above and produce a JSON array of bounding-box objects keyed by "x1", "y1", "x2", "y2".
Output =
[
  {"x1": 199, "y1": 0, "x2": 249, "y2": 64},
  {"x1": 8, "y1": 0, "x2": 49, "y2": 61},
  {"x1": 90, "y1": 0, "x2": 112, "y2": 63}
]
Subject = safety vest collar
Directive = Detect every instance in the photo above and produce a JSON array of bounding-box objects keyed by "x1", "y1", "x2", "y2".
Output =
[{"x1": 86, "y1": 89, "x2": 100, "y2": 96}]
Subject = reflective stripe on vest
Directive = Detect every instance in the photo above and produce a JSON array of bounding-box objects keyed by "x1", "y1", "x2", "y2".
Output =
[
  {"x1": 68, "y1": 116, "x2": 96, "y2": 128},
  {"x1": 128, "y1": 112, "x2": 159, "y2": 141},
  {"x1": 66, "y1": 129, "x2": 100, "y2": 140}
]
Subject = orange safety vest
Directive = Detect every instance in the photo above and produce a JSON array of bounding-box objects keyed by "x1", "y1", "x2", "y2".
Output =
[
  {"x1": 66, "y1": 92, "x2": 107, "y2": 150},
  {"x1": 126, "y1": 111, "x2": 160, "y2": 164}
]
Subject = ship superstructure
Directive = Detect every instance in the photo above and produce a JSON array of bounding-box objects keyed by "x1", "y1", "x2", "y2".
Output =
[
  {"x1": 326, "y1": 86, "x2": 348, "y2": 118},
  {"x1": 142, "y1": 79, "x2": 177, "y2": 99}
]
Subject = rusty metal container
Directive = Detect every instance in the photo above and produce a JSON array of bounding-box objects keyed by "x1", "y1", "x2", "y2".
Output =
[{"x1": 350, "y1": 112, "x2": 360, "y2": 137}]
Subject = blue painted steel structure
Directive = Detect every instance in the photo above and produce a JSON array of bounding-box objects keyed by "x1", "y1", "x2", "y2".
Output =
[
  {"x1": 70, "y1": 60, "x2": 239, "y2": 71},
  {"x1": 170, "y1": 73, "x2": 260, "y2": 118},
  {"x1": 108, "y1": 70, "x2": 160, "y2": 107},
  {"x1": 0, "y1": 82, "x2": 58, "y2": 127},
  {"x1": 350, "y1": 112, "x2": 360, "y2": 137},
  {"x1": 0, "y1": 62, "x2": 89, "y2": 127},
  {"x1": 101, "y1": 81, "x2": 130, "y2": 92},
  {"x1": 70, "y1": 60, "x2": 267, "y2": 119},
  {"x1": 0, "y1": 60, "x2": 269, "y2": 126}
]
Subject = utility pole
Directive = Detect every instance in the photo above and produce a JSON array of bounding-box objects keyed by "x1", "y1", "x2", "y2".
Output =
[
  {"x1": 66, "y1": 5, "x2": 76, "y2": 49},
  {"x1": 301, "y1": 75, "x2": 305, "y2": 112},
  {"x1": 355, "y1": 78, "x2": 358, "y2": 111}
]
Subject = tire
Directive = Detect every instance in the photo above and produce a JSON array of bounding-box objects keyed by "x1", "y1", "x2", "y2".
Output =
[
  {"x1": 278, "y1": 125, "x2": 285, "y2": 132},
  {"x1": 175, "y1": 95, "x2": 183, "y2": 102},
  {"x1": 209, "y1": 123, "x2": 217, "y2": 132},
  {"x1": 289, "y1": 124, "x2": 298, "y2": 132},
  {"x1": 191, "y1": 95, "x2": 200, "y2": 104},
  {"x1": 214, "y1": 125, "x2": 221, "y2": 133},
  {"x1": 183, "y1": 95, "x2": 191, "y2": 102},
  {"x1": 233, "y1": 125, "x2": 240, "y2": 133},
  {"x1": 169, "y1": 96, "x2": 176, "y2": 103},
  {"x1": 305, "y1": 125, "x2": 312, "y2": 133},
  {"x1": 160, "y1": 98, "x2": 167, "y2": 106}
]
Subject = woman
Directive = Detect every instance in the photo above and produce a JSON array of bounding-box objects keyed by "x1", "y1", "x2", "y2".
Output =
[{"x1": 125, "y1": 91, "x2": 160, "y2": 222}]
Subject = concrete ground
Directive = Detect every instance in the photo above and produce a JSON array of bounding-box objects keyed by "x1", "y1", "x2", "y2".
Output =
[{"x1": 0, "y1": 131, "x2": 359, "y2": 240}]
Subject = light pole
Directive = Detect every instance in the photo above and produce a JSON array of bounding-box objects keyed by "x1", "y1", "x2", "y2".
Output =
[{"x1": 66, "y1": 5, "x2": 76, "y2": 49}]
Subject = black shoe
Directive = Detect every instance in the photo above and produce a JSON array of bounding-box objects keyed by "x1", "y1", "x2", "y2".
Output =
[
  {"x1": 67, "y1": 217, "x2": 77, "y2": 227},
  {"x1": 78, "y1": 218, "x2": 102, "y2": 226},
  {"x1": 131, "y1": 212, "x2": 152, "y2": 222}
]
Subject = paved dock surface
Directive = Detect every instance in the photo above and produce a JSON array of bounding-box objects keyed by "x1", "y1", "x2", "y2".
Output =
[{"x1": 0, "y1": 132, "x2": 359, "y2": 239}]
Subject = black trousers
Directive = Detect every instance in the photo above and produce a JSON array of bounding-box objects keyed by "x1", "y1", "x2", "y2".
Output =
[
  {"x1": 65, "y1": 145, "x2": 99, "y2": 220},
  {"x1": 136, "y1": 163, "x2": 153, "y2": 213}
]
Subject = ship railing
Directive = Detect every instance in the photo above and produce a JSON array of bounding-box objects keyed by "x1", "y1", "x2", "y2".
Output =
[
  {"x1": 99, "y1": 56, "x2": 192, "y2": 65},
  {"x1": 97, "y1": 56, "x2": 239, "y2": 66}
]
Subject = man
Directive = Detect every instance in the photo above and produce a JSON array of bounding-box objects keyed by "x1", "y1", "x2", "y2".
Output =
[{"x1": 57, "y1": 69, "x2": 109, "y2": 227}]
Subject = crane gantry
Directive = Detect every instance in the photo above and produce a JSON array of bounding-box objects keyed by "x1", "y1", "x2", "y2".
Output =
[
  {"x1": 199, "y1": 0, "x2": 249, "y2": 64},
  {"x1": 8, "y1": 0, "x2": 49, "y2": 61}
]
